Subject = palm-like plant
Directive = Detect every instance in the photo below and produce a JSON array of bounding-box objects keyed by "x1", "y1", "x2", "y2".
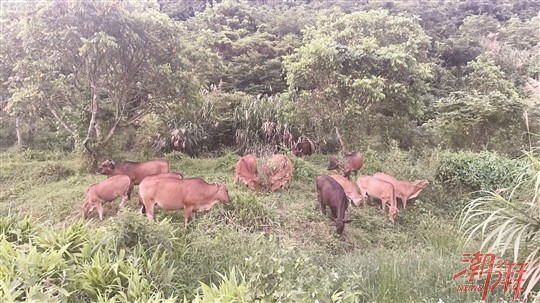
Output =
[{"x1": 460, "y1": 148, "x2": 540, "y2": 301}]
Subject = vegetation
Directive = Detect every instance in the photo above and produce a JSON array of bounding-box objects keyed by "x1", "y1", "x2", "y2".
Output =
[{"x1": 0, "y1": 0, "x2": 539, "y2": 302}]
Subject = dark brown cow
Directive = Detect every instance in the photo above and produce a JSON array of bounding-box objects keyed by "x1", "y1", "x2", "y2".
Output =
[
  {"x1": 294, "y1": 137, "x2": 314, "y2": 157},
  {"x1": 372, "y1": 172, "x2": 429, "y2": 209},
  {"x1": 264, "y1": 154, "x2": 294, "y2": 192},
  {"x1": 97, "y1": 159, "x2": 170, "y2": 194},
  {"x1": 235, "y1": 155, "x2": 262, "y2": 192},
  {"x1": 80, "y1": 175, "x2": 131, "y2": 221},
  {"x1": 327, "y1": 151, "x2": 364, "y2": 179},
  {"x1": 139, "y1": 177, "x2": 231, "y2": 225},
  {"x1": 316, "y1": 174, "x2": 352, "y2": 235}
]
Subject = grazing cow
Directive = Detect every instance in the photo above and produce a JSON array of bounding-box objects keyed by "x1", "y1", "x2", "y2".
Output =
[
  {"x1": 80, "y1": 175, "x2": 131, "y2": 221},
  {"x1": 372, "y1": 172, "x2": 429, "y2": 209},
  {"x1": 356, "y1": 176, "x2": 398, "y2": 222},
  {"x1": 294, "y1": 137, "x2": 314, "y2": 157},
  {"x1": 327, "y1": 152, "x2": 364, "y2": 179},
  {"x1": 139, "y1": 177, "x2": 231, "y2": 225},
  {"x1": 97, "y1": 159, "x2": 170, "y2": 197},
  {"x1": 316, "y1": 175, "x2": 352, "y2": 235},
  {"x1": 330, "y1": 174, "x2": 364, "y2": 207},
  {"x1": 234, "y1": 155, "x2": 262, "y2": 192},
  {"x1": 264, "y1": 154, "x2": 294, "y2": 192}
]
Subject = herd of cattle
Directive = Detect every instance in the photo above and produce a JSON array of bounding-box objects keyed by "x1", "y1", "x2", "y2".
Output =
[{"x1": 80, "y1": 151, "x2": 429, "y2": 235}]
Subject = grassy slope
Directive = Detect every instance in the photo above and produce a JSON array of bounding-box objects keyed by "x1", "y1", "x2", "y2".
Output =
[{"x1": 0, "y1": 149, "x2": 516, "y2": 302}]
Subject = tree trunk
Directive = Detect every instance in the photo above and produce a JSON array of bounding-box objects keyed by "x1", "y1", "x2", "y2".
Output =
[{"x1": 15, "y1": 115, "x2": 23, "y2": 148}]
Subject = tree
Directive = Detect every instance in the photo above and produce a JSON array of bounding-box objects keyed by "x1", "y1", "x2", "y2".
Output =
[
  {"x1": 184, "y1": 0, "x2": 303, "y2": 95},
  {"x1": 4, "y1": 0, "x2": 197, "y2": 161},
  {"x1": 283, "y1": 9, "x2": 433, "y2": 144},
  {"x1": 434, "y1": 54, "x2": 531, "y2": 153}
]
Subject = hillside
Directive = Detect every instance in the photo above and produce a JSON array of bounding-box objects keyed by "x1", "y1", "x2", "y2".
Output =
[{"x1": 1, "y1": 148, "x2": 529, "y2": 302}]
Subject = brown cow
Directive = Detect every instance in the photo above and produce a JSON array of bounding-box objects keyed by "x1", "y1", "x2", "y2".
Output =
[
  {"x1": 356, "y1": 175, "x2": 398, "y2": 222},
  {"x1": 139, "y1": 177, "x2": 231, "y2": 225},
  {"x1": 234, "y1": 155, "x2": 262, "y2": 192},
  {"x1": 372, "y1": 172, "x2": 429, "y2": 209},
  {"x1": 264, "y1": 154, "x2": 294, "y2": 192},
  {"x1": 97, "y1": 159, "x2": 170, "y2": 201},
  {"x1": 140, "y1": 172, "x2": 184, "y2": 182},
  {"x1": 327, "y1": 152, "x2": 364, "y2": 179},
  {"x1": 330, "y1": 174, "x2": 364, "y2": 207},
  {"x1": 80, "y1": 175, "x2": 131, "y2": 221},
  {"x1": 316, "y1": 175, "x2": 352, "y2": 235}
]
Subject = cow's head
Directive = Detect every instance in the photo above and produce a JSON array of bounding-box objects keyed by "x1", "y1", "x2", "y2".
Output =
[
  {"x1": 389, "y1": 206, "x2": 398, "y2": 222},
  {"x1": 80, "y1": 200, "x2": 94, "y2": 219},
  {"x1": 247, "y1": 177, "x2": 262, "y2": 192},
  {"x1": 336, "y1": 219, "x2": 352, "y2": 235},
  {"x1": 350, "y1": 196, "x2": 364, "y2": 207},
  {"x1": 97, "y1": 160, "x2": 115, "y2": 175},
  {"x1": 216, "y1": 183, "x2": 231, "y2": 204},
  {"x1": 408, "y1": 179, "x2": 430, "y2": 200},
  {"x1": 415, "y1": 179, "x2": 430, "y2": 188},
  {"x1": 269, "y1": 173, "x2": 291, "y2": 192},
  {"x1": 327, "y1": 158, "x2": 340, "y2": 171}
]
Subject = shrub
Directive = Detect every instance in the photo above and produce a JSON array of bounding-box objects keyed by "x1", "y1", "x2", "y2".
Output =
[
  {"x1": 436, "y1": 150, "x2": 522, "y2": 192},
  {"x1": 218, "y1": 191, "x2": 279, "y2": 232}
]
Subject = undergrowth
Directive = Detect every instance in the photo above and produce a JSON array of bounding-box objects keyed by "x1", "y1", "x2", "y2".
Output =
[{"x1": 0, "y1": 149, "x2": 528, "y2": 302}]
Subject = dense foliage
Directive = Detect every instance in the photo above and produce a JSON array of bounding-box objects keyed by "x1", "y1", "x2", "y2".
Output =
[
  {"x1": 1, "y1": 0, "x2": 539, "y2": 301},
  {"x1": 1, "y1": 0, "x2": 538, "y2": 158}
]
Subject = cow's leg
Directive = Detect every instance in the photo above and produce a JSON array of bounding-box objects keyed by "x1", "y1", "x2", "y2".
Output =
[
  {"x1": 381, "y1": 198, "x2": 387, "y2": 212},
  {"x1": 330, "y1": 206, "x2": 338, "y2": 219},
  {"x1": 184, "y1": 206, "x2": 194, "y2": 226},
  {"x1": 145, "y1": 202, "x2": 155, "y2": 221},
  {"x1": 401, "y1": 196, "x2": 408, "y2": 209},
  {"x1": 96, "y1": 203, "x2": 104, "y2": 221},
  {"x1": 318, "y1": 195, "x2": 326, "y2": 215},
  {"x1": 119, "y1": 194, "x2": 129, "y2": 209}
]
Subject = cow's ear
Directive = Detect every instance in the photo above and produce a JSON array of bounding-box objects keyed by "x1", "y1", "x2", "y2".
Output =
[{"x1": 110, "y1": 160, "x2": 115, "y2": 167}]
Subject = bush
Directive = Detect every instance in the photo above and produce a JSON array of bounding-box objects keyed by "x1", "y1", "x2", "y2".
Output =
[
  {"x1": 436, "y1": 151, "x2": 522, "y2": 192},
  {"x1": 219, "y1": 191, "x2": 279, "y2": 232}
]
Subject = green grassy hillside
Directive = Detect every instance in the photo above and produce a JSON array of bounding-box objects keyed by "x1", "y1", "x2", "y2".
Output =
[{"x1": 0, "y1": 149, "x2": 520, "y2": 302}]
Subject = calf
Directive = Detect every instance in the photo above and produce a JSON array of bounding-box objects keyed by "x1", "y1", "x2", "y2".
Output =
[
  {"x1": 327, "y1": 152, "x2": 364, "y2": 179},
  {"x1": 316, "y1": 175, "x2": 352, "y2": 235},
  {"x1": 234, "y1": 154, "x2": 262, "y2": 192},
  {"x1": 139, "y1": 177, "x2": 231, "y2": 225},
  {"x1": 372, "y1": 172, "x2": 429, "y2": 209},
  {"x1": 80, "y1": 175, "x2": 131, "y2": 221},
  {"x1": 330, "y1": 174, "x2": 364, "y2": 207},
  {"x1": 356, "y1": 175, "x2": 398, "y2": 222}
]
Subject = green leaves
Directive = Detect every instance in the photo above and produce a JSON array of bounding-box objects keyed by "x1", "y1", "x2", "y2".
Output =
[
  {"x1": 283, "y1": 8, "x2": 433, "y2": 140},
  {"x1": 460, "y1": 149, "x2": 540, "y2": 299}
]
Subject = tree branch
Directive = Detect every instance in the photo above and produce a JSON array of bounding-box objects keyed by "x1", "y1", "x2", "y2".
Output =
[{"x1": 45, "y1": 101, "x2": 77, "y2": 137}]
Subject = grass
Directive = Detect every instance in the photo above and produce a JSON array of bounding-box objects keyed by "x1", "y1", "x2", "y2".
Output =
[{"x1": 0, "y1": 149, "x2": 526, "y2": 302}]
